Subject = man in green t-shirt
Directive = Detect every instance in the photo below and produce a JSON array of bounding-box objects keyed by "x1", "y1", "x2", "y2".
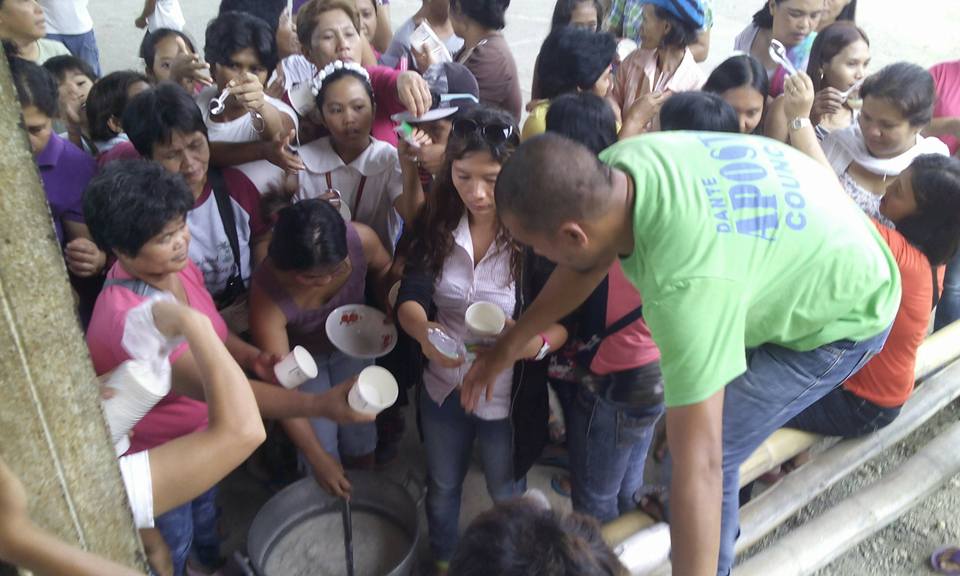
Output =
[{"x1": 463, "y1": 132, "x2": 900, "y2": 576}]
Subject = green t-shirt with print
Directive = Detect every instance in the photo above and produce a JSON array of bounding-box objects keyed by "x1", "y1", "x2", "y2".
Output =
[{"x1": 599, "y1": 132, "x2": 901, "y2": 407}]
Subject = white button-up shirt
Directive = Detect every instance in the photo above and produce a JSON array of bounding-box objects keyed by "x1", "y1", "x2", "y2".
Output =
[
  {"x1": 297, "y1": 137, "x2": 403, "y2": 253},
  {"x1": 423, "y1": 214, "x2": 517, "y2": 420}
]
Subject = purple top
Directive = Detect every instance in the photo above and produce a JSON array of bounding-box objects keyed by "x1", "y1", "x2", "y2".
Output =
[
  {"x1": 36, "y1": 132, "x2": 97, "y2": 245},
  {"x1": 254, "y1": 222, "x2": 367, "y2": 353}
]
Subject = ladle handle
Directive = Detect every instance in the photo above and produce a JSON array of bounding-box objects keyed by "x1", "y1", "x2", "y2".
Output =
[{"x1": 341, "y1": 498, "x2": 355, "y2": 576}]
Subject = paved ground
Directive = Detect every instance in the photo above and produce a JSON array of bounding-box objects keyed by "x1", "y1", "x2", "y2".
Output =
[{"x1": 82, "y1": 1, "x2": 960, "y2": 574}]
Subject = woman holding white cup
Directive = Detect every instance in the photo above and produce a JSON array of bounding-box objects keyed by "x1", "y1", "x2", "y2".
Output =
[
  {"x1": 395, "y1": 106, "x2": 568, "y2": 569},
  {"x1": 249, "y1": 199, "x2": 394, "y2": 499}
]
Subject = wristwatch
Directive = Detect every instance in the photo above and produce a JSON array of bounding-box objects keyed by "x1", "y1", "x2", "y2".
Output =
[
  {"x1": 789, "y1": 117, "x2": 812, "y2": 131},
  {"x1": 534, "y1": 333, "x2": 552, "y2": 361}
]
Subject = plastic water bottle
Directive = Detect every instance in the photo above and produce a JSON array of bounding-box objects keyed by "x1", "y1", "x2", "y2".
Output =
[{"x1": 427, "y1": 327, "x2": 462, "y2": 360}]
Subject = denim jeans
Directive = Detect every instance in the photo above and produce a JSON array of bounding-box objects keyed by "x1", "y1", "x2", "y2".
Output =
[
  {"x1": 714, "y1": 328, "x2": 890, "y2": 576},
  {"x1": 46, "y1": 30, "x2": 101, "y2": 76},
  {"x1": 154, "y1": 486, "x2": 219, "y2": 576},
  {"x1": 567, "y1": 374, "x2": 664, "y2": 523},
  {"x1": 420, "y1": 388, "x2": 525, "y2": 561},
  {"x1": 786, "y1": 387, "x2": 901, "y2": 437},
  {"x1": 935, "y1": 249, "x2": 960, "y2": 331},
  {"x1": 301, "y1": 350, "x2": 377, "y2": 460}
]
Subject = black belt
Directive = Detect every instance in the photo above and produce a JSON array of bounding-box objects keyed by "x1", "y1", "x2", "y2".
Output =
[{"x1": 577, "y1": 361, "x2": 664, "y2": 408}]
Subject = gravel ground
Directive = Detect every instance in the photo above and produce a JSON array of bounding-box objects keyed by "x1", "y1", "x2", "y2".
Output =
[{"x1": 738, "y1": 398, "x2": 960, "y2": 576}]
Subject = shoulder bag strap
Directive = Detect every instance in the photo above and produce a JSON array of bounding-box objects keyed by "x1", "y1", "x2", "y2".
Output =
[{"x1": 207, "y1": 167, "x2": 244, "y2": 287}]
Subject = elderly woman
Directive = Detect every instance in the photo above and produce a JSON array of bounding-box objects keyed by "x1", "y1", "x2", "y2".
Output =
[
  {"x1": 611, "y1": 0, "x2": 706, "y2": 136},
  {"x1": 84, "y1": 159, "x2": 371, "y2": 576},
  {"x1": 821, "y1": 63, "x2": 949, "y2": 226}
]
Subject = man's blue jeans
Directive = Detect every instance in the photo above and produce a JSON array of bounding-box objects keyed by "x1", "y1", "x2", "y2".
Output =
[
  {"x1": 935, "y1": 249, "x2": 960, "y2": 331},
  {"x1": 46, "y1": 29, "x2": 100, "y2": 76},
  {"x1": 154, "y1": 486, "x2": 219, "y2": 576},
  {"x1": 567, "y1": 383, "x2": 663, "y2": 523},
  {"x1": 420, "y1": 389, "x2": 525, "y2": 561},
  {"x1": 714, "y1": 328, "x2": 889, "y2": 575}
]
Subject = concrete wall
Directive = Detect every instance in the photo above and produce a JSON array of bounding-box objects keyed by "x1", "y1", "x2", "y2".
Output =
[{"x1": 0, "y1": 51, "x2": 146, "y2": 571}]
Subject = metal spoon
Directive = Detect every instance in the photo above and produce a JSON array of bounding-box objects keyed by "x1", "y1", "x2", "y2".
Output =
[
  {"x1": 208, "y1": 87, "x2": 230, "y2": 116},
  {"x1": 839, "y1": 79, "x2": 864, "y2": 102},
  {"x1": 769, "y1": 39, "x2": 799, "y2": 76}
]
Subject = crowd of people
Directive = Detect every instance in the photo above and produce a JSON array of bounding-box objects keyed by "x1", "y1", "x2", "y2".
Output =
[{"x1": 1, "y1": 0, "x2": 960, "y2": 574}]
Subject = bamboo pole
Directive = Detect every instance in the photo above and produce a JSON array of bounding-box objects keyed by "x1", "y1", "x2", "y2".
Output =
[
  {"x1": 736, "y1": 418, "x2": 960, "y2": 576},
  {"x1": 736, "y1": 355, "x2": 960, "y2": 554},
  {"x1": 612, "y1": 321, "x2": 960, "y2": 573}
]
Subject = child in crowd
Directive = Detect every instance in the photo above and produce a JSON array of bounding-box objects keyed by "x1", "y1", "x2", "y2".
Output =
[
  {"x1": 0, "y1": 0, "x2": 69, "y2": 63},
  {"x1": 249, "y1": 199, "x2": 391, "y2": 497},
  {"x1": 522, "y1": 26, "x2": 615, "y2": 141},
  {"x1": 139, "y1": 28, "x2": 210, "y2": 93},
  {"x1": 296, "y1": 62, "x2": 408, "y2": 253},
  {"x1": 9, "y1": 55, "x2": 104, "y2": 278},
  {"x1": 767, "y1": 21, "x2": 870, "y2": 142},
  {"x1": 529, "y1": 0, "x2": 604, "y2": 100},
  {"x1": 10, "y1": 55, "x2": 105, "y2": 329},
  {"x1": 396, "y1": 105, "x2": 568, "y2": 571},
  {"x1": 135, "y1": 0, "x2": 185, "y2": 33},
  {"x1": 84, "y1": 70, "x2": 151, "y2": 157},
  {"x1": 702, "y1": 54, "x2": 769, "y2": 135},
  {"x1": 42, "y1": 55, "x2": 96, "y2": 152}
]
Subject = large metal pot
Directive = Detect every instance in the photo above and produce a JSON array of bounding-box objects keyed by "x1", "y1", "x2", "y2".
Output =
[{"x1": 246, "y1": 471, "x2": 422, "y2": 576}]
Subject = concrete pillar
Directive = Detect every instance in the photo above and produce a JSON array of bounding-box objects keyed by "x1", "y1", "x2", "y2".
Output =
[{"x1": 0, "y1": 49, "x2": 147, "y2": 571}]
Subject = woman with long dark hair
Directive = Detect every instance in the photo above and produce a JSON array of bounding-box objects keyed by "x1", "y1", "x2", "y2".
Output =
[{"x1": 396, "y1": 105, "x2": 567, "y2": 572}]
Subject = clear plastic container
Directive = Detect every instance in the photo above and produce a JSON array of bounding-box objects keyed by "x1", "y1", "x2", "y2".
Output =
[{"x1": 427, "y1": 327, "x2": 463, "y2": 360}]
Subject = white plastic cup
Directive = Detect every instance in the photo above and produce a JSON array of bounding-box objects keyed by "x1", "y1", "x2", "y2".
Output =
[
  {"x1": 348, "y1": 366, "x2": 399, "y2": 415},
  {"x1": 274, "y1": 346, "x2": 319, "y2": 389},
  {"x1": 465, "y1": 302, "x2": 506, "y2": 337},
  {"x1": 101, "y1": 360, "x2": 170, "y2": 448}
]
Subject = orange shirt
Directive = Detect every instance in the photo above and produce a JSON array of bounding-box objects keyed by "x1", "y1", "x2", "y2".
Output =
[{"x1": 844, "y1": 222, "x2": 940, "y2": 407}]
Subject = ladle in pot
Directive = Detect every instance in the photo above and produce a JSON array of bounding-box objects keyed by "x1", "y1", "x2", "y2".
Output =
[{"x1": 341, "y1": 498, "x2": 355, "y2": 576}]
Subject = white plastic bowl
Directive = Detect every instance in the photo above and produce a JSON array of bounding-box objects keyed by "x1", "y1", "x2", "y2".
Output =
[{"x1": 325, "y1": 304, "x2": 398, "y2": 359}]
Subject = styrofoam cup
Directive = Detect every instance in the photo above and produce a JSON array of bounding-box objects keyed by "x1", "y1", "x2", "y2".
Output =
[
  {"x1": 101, "y1": 360, "x2": 170, "y2": 447},
  {"x1": 465, "y1": 302, "x2": 506, "y2": 337},
  {"x1": 348, "y1": 366, "x2": 399, "y2": 415},
  {"x1": 274, "y1": 346, "x2": 319, "y2": 389}
]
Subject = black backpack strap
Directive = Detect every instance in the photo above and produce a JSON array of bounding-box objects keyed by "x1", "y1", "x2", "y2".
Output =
[
  {"x1": 208, "y1": 167, "x2": 244, "y2": 287},
  {"x1": 103, "y1": 277, "x2": 161, "y2": 298},
  {"x1": 579, "y1": 305, "x2": 645, "y2": 353}
]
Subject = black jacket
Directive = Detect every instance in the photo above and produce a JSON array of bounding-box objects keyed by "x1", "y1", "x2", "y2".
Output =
[{"x1": 397, "y1": 246, "x2": 555, "y2": 480}]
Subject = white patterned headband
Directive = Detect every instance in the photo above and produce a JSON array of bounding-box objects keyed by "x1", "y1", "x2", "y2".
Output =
[{"x1": 311, "y1": 60, "x2": 371, "y2": 96}]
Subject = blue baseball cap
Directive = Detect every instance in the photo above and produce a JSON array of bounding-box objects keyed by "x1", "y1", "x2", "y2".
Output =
[{"x1": 645, "y1": 0, "x2": 705, "y2": 29}]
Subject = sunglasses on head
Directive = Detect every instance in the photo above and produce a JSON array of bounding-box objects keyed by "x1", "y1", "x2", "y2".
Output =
[{"x1": 452, "y1": 118, "x2": 517, "y2": 144}]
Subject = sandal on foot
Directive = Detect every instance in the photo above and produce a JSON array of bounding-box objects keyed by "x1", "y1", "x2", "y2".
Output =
[
  {"x1": 550, "y1": 473, "x2": 572, "y2": 498},
  {"x1": 931, "y1": 546, "x2": 960, "y2": 574}
]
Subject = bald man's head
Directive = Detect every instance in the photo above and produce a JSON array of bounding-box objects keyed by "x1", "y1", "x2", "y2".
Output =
[{"x1": 495, "y1": 133, "x2": 615, "y2": 233}]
